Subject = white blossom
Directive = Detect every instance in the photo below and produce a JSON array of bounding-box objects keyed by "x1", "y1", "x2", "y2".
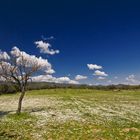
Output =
[{"x1": 0, "y1": 50, "x2": 10, "y2": 60}]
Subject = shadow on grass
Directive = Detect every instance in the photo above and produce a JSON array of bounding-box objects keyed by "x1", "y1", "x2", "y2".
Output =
[{"x1": 0, "y1": 111, "x2": 12, "y2": 118}]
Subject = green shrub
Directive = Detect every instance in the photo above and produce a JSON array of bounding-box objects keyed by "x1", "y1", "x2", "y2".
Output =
[{"x1": 0, "y1": 83, "x2": 18, "y2": 94}]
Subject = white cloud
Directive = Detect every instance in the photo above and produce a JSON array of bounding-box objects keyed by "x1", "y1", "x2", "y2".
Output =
[
  {"x1": 87, "y1": 64, "x2": 102, "y2": 70},
  {"x1": 68, "y1": 80, "x2": 79, "y2": 84},
  {"x1": 45, "y1": 69, "x2": 55, "y2": 74},
  {"x1": 94, "y1": 70, "x2": 108, "y2": 77},
  {"x1": 97, "y1": 76, "x2": 106, "y2": 80},
  {"x1": 126, "y1": 74, "x2": 136, "y2": 83},
  {"x1": 57, "y1": 77, "x2": 70, "y2": 83},
  {"x1": 32, "y1": 75, "x2": 55, "y2": 82},
  {"x1": 107, "y1": 80, "x2": 112, "y2": 83},
  {"x1": 35, "y1": 40, "x2": 59, "y2": 55},
  {"x1": 75, "y1": 75, "x2": 87, "y2": 80},
  {"x1": 41, "y1": 35, "x2": 55, "y2": 40},
  {"x1": 123, "y1": 74, "x2": 140, "y2": 85},
  {"x1": 32, "y1": 75, "x2": 79, "y2": 84}
]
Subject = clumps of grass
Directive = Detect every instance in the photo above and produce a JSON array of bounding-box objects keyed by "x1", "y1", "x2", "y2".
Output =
[
  {"x1": 0, "y1": 113, "x2": 39, "y2": 140},
  {"x1": 43, "y1": 121, "x2": 140, "y2": 140},
  {"x1": 0, "y1": 89, "x2": 140, "y2": 139},
  {"x1": 7, "y1": 112, "x2": 35, "y2": 120},
  {"x1": 43, "y1": 121, "x2": 99, "y2": 140}
]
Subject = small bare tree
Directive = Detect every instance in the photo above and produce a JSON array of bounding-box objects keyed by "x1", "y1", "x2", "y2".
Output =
[{"x1": 0, "y1": 44, "x2": 56, "y2": 114}]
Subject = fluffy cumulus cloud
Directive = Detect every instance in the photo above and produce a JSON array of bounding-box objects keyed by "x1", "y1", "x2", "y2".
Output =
[
  {"x1": 32, "y1": 75, "x2": 79, "y2": 84},
  {"x1": 0, "y1": 45, "x2": 79, "y2": 85},
  {"x1": 56, "y1": 77, "x2": 79, "y2": 84},
  {"x1": 126, "y1": 75, "x2": 136, "y2": 83},
  {"x1": 97, "y1": 76, "x2": 106, "y2": 80},
  {"x1": 94, "y1": 70, "x2": 108, "y2": 77},
  {"x1": 87, "y1": 63, "x2": 109, "y2": 80},
  {"x1": 45, "y1": 69, "x2": 55, "y2": 74},
  {"x1": 87, "y1": 64, "x2": 102, "y2": 70},
  {"x1": 75, "y1": 75, "x2": 87, "y2": 80},
  {"x1": 123, "y1": 74, "x2": 140, "y2": 85},
  {"x1": 35, "y1": 40, "x2": 59, "y2": 55}
]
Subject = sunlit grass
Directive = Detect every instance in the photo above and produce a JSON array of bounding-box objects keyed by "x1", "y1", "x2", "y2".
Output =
[{"x1": 0, "y1": 89, "x2": 140, "y2": 139}]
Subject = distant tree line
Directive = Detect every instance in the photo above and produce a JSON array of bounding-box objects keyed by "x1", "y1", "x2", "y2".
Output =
[{"x1": 1, "y1": 82, "x2": 140, "y2": 94}]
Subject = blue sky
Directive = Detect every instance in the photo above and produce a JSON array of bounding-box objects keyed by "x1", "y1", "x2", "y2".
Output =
[{"x1": 1, "y1": 0, "x2": 140, "y2": 85}]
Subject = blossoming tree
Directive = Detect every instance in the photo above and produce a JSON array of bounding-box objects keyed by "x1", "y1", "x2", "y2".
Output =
[{"x1": 0, "y1": 41, "x2": 57, "y2": 114}]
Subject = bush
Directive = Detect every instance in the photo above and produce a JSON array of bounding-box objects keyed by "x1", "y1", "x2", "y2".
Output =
[{"x1": 0, "y1": 83, "x2": 18, "y2": 94}]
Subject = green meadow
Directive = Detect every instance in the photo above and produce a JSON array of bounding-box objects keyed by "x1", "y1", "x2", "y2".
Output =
[{"x1": 0, "y1": 89, "x2": 140, "y2": 140}]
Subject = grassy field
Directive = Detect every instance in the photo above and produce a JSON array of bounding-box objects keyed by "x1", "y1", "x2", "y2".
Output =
[{"x1": 0, "y1": 89, "x2": 140, "y2": 140}]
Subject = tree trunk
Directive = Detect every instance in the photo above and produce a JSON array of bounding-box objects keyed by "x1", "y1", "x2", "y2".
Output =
[{"x1": 16, "y1": 87, "x2": 25, "y2": 115}]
